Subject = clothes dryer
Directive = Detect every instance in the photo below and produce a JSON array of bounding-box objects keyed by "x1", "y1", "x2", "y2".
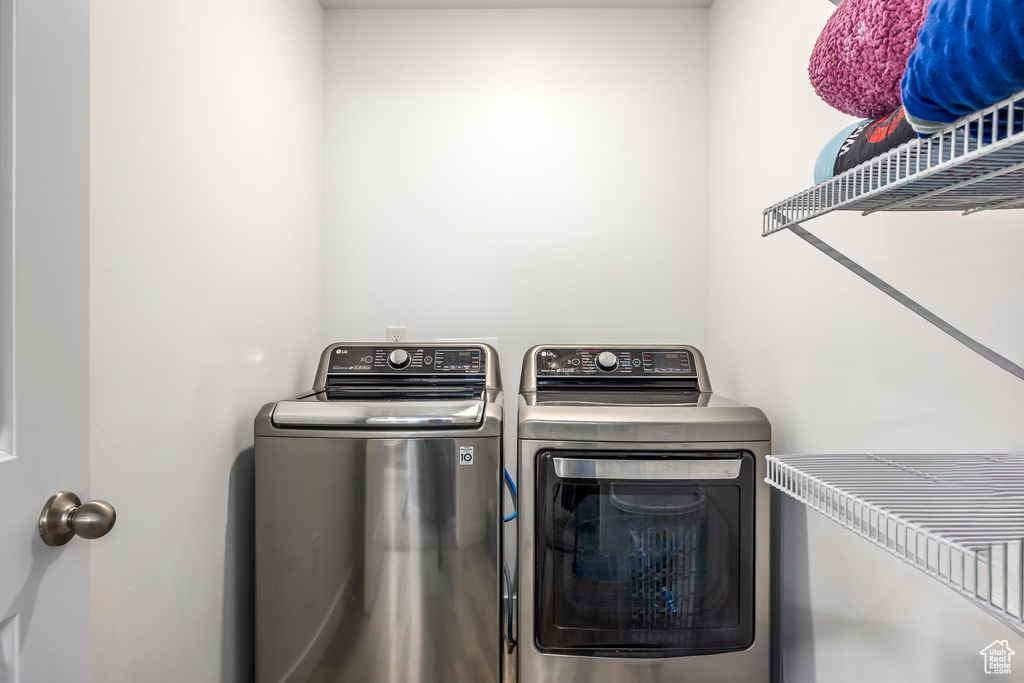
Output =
[{"x1": 516, "y1": 345, "x2": 771, "y2": 683}]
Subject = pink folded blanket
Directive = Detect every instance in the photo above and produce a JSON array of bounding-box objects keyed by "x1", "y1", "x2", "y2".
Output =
[{"x1": 809, "y1": 0, "x2": 930, "y2": 118}]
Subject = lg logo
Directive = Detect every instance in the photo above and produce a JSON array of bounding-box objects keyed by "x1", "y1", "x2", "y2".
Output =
[{"x1": 459, "y1": 446, "x2": 474, "y2": 466}]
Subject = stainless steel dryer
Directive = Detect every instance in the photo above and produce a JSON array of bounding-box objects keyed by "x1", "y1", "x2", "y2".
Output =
[
  {"x1": 516, "y1": 345, "x2": 772, "y2": 683},
  {"x1": 255, "y1": 343, "x2": 504, "y2": 683}
]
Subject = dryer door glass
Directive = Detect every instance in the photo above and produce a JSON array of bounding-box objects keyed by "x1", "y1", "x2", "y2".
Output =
[{"x1": 535, "y1": 451, "x2": 755, "y2": 656}]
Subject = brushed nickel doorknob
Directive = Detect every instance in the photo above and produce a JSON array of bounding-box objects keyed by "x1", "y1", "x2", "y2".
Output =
[{"x1": 39, "y1": 491, "x2": 117, "y2": 547}]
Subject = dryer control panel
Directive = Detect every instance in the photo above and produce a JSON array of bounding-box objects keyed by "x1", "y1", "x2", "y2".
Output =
[
  {"x1": 325, "y1": 345, "x2": 485, "y2": 375},
  {"x1": 535, "y1": 347, "x2": 697, "y2": 378}
]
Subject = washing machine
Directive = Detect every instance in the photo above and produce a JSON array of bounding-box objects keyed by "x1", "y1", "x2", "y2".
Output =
[
  {"x1": 255, "y1": 342, "x2": 505, "y2": 683},
  {"x1": 515, "y1": 345, "x2": 772, "y2": 683}
]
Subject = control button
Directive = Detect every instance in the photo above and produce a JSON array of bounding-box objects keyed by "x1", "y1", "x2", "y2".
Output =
[
  {"x1": 361, "y1": 356, "x2": 372, "y2": 363},
  {"x1": 424, "y1": 356, "x2": 433, "y2": 364},
  {"x1": 596, "y1": 351, "x2": 619, "y2": 372},
  {"x1": 632, "y1": 358, "x2": 641, "y2": 366},
  {"x1": 570, "y1": 358, "x2": 580, "y2": 366},
  {"x1": 387, "y1": 348, "x2": 411, "y2": 369}
]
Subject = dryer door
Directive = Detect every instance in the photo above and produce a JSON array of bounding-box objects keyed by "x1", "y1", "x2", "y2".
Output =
[{"x1": 534, "y1": 451, "x2": 755, "y2": 656}]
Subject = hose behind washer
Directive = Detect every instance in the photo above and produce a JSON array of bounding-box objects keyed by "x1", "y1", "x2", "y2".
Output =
[{"x1": 502, "y1": 467, "x2": 518, "y2": 651}]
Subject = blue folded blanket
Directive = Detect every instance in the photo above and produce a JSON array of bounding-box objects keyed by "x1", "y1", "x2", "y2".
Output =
[{"x1": 901, "y1": 0, "x2": 1024, "y2": 134}]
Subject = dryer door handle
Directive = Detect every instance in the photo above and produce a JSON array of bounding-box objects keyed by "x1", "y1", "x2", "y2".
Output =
[{"x1": 552, "y1": 457, "x2": 742, "y2": 480}]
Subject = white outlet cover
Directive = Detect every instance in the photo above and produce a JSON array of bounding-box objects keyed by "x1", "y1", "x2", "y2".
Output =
[{"x1": 386, "y1": 326, "x2": 407, "y2": 343}]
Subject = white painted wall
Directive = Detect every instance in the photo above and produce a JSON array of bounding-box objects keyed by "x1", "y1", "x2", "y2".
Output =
[
  {"x1": 78, "y1": 2, "x2": 1023, "y2": 679},
  {"x1": 708, "y1": 0, "x2": 1024, "y2": 680},
  {"x1": 322, "y1": 8, "x2": 711, "y2": 412},
  {"x1": 89, "y1": 1, "x2": 323, "y2": 680}
]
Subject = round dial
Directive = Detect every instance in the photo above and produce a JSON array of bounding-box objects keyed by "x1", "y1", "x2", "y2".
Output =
[
  {"x1": 595, "y1": 351, "x2": 619, "y2": 372},
  {"x1": 387, "y1": 348, "x2": 410, "y2": 369}
]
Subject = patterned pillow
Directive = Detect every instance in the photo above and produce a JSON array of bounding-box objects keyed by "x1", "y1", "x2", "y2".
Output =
[{"x1": 809, "y1": 0, "x2": 930, "y2": 118}]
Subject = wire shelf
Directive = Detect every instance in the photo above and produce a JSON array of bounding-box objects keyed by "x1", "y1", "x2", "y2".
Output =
[
  {"x1": 766, "y1": 453, "x2": 1024, "y2": 635},
  {"x1": 763, "y1": 89, "x2": 1024, "y2": 235}
]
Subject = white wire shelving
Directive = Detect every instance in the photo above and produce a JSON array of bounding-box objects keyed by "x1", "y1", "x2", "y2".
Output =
[
  {"x1": 767, "y1": 453, "x2": 1024, "y2": 636},
  {"x1": 763, "y1": 89, "x2": 1024, "y2": 235}
]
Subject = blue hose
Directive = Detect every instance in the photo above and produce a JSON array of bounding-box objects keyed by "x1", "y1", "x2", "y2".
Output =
[
  {"x1": 503, "y1": 468, "x2": 518, "y2": 522},
  {"x1": 501, "y1": 467, "x2": 518, "y2": 650}
]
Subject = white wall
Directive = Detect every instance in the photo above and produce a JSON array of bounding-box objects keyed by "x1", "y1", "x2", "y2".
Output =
[
  {"x1": 89, "y1": 1, "x2": 323, "y2": 680},
  {"x1": 82, "y1": 3, "x2": 1024, "y2": 680},
  {"x1": 322, "y1": 8, "x2": 711, "y2": 409},
  {"x1": 708, "y1": 0, "x2": 1024, "y2": 680}
]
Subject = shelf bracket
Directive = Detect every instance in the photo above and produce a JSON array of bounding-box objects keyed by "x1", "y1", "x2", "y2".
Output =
[{"x1": 774, "y1": 214, "x2": 1024, "y2": 382}]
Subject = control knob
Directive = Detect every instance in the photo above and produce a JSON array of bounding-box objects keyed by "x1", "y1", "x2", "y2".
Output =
[
  {"x1": 596, "y1": 351, "x2": 619, "y2": 372},
  {"x1": 387, "y1": 348, "x2": 410, "y2": 369}
]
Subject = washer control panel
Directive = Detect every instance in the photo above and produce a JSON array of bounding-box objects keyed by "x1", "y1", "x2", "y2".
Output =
[
  {"x1": 327, "y1": 345, "x2": 485, "y2": 375},
  {"x1": 536, "y1": 347, "x2": 696, "y2": 377}
]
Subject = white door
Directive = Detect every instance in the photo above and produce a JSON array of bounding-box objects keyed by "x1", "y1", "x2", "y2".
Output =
[{"x1": 0, "y1": 0, "x2": 94, "y2": 680}]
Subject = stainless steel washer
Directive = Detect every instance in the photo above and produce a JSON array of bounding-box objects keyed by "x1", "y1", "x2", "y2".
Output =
[
  {"x1": 255, "y1": 343, "x2": 504, "y2": 683},
  {"x1": 516, "y1": 345, "x2": 772, "y2": 683}
]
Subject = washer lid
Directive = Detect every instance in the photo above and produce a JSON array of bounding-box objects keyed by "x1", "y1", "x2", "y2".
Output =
[{"x1": 271, "y1": 398, "x2": 485, "y2": 428}]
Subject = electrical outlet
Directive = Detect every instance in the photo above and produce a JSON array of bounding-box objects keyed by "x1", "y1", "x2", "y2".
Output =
[{"x1": 386, "y1": 326, "x2": 407, "y2": 343}]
